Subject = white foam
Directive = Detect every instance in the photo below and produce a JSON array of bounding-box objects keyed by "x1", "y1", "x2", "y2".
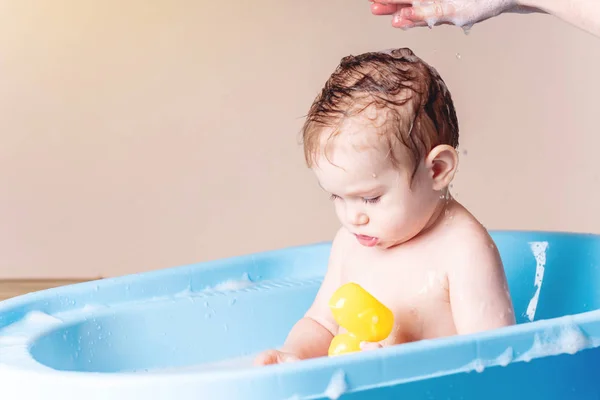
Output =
[
  {"x1": 526, "y1": 241, "x2": 549, "y2": 321},
  {"x1": 465, "y1": 346, "x2": 514, "y2": 374},
  {"x1": 1, "y1": 311, "x2": 63, "y2": 338},
  {"x1": 21, "y1": 311, "x2": 62, "y2": 326},
  {"x1": 379, "y1": 48, "x2": 395, "y2": 55},
  {"x1": 211, "y1": 273, "x2": 253, "y2": 291},
  {"x1": 324, "y1": 370, "x2": 347, "y2": 400},
  {"x1": 471, "y1": 358, "x2": 485, "y2": 373},
  {"x1": 425, "y1": 17, "x2": 437, "y2": 28},
  {"x1": 495, "y1": 347, "x2": 514, "y2": 367},
  {"x1": 406, "y1": 0, "x2": 515, "y2": 29},
  {"x1": 0, "y1": 335, "x2": 28, "y2": 347},
  {"x1": 517, "y1": 323, "x2": 591, "y2": 362},
  {"x1": 0, "y1": 311, "x2": 65, "y2": 369}
]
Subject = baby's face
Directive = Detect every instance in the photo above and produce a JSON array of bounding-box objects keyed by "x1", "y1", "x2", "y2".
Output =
[{"x1": 312, "y1": 118, "x2": 444, "y2": 249}]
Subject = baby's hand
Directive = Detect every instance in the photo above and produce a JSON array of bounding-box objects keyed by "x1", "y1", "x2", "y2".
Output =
[
  {"x1": 359, "y1": 341, "x2": 383, "y2": 351},
  {"x1": 253, "y1": 349, "x2": 300, "y2": 366},
  {"x1": 370, "y1": 0, "x2": 518, "y2": 30}
]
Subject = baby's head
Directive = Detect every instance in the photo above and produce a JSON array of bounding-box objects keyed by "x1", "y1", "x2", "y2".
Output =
[{"x1": 302, "y1": 48, "x2": 459, "y2": 249}]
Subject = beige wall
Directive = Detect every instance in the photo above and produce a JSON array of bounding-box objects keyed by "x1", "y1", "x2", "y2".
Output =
[{"x1": 1, "y1": 1, "x2": 599, "y2": 279}]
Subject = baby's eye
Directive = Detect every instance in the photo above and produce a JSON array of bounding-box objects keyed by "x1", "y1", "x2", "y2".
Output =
[
  {"x1": 363, "y1": 196, "x2": 381, "y2": 204},
  {"x1": 329, "y1": 194, "x2": 341, "y2": 201}
]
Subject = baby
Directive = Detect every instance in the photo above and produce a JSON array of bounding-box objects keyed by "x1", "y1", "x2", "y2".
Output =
[{"x1": 254, "y1": 47, "x2": 515, "y2": 366}]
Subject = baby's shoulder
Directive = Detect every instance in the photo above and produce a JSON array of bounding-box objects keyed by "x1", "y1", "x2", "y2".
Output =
[{"x1": 438, "y1": 202, "x2": 501, "y2": 270}]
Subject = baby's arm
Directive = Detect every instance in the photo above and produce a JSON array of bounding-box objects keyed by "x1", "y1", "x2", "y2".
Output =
[
  {"x1": 254, "y1": 228, "x2": 347, "y2": 365},
  {"x1": 447, "y1": 230, "x2": 516, "y2": 335}
]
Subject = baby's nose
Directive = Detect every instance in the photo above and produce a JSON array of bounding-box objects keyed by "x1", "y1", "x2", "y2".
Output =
[{"x1": 351, "y1": 212, "x2": 369, "y2": 226}]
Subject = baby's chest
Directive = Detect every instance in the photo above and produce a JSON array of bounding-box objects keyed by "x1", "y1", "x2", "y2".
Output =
[
  {"x1": 339, "y1": 251, "x2": 453, "y2": 342},
  {"x1": 341, "y1": 248, "x2": 448, "y2": 299}
]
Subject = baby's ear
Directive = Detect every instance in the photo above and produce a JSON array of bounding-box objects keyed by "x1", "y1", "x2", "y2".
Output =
[{"x1": 425, "y1": 145, "x2": 458, "y2": 191}]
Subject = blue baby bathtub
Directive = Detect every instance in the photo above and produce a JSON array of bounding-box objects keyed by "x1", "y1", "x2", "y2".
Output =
[{"x1": 1, "y1": 230, "x2": 600, "y2": 399}]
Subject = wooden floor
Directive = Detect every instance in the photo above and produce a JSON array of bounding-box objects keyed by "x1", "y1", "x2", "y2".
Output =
[{"x1": 0, "y1": 279, "x2": 91, "y2": 301}]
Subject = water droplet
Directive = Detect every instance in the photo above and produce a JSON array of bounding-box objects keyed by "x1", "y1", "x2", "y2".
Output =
[
  {"x1": 205, "y1": 313, "x2": 211, "y2": 319},
  {"x1": 97, "y1": 325, "x2": 102, "y2": 331},
  {"x1": 456, "y1": 53, "x2": 462, "y2": 60},
  {"x1": 224, "y1": 324, "x2": 229, "y2": 332},
  {"x1": 204, "y1": 301, "x2": 209, "y2": 308},
  {"x1": 229, "y1": 298, "x2": 237, "y2": 306},
  {"x1": 70, "y1": 300, "x2": 76, "y2": 306}
]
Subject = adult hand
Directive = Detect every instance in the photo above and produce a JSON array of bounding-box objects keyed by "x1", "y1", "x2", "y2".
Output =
[
  {"x1": 369, "y1": 0, "x2": 525, "y2": 30},
  {"x1": 369, "y1": 0, "x2": 600, "y2": 38}
]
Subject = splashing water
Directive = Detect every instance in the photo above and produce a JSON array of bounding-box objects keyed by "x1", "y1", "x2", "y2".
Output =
[{"x1": 526, "y1": 241, "x2": 548, "y2": 322}]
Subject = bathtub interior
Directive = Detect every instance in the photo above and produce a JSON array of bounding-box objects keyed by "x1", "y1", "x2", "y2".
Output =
[{"x1": 2, "y1": 230, "x2": 599, "y2": 375}]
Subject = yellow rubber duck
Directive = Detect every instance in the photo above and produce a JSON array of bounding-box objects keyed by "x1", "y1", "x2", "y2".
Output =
[{"x1": 328, "y1": 282, "x2": 394, "y2": 356}]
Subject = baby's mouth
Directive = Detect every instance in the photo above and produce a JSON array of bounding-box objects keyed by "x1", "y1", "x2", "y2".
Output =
[{"x1": 354, "y1": 234, "x2": 380, "y2": 247}]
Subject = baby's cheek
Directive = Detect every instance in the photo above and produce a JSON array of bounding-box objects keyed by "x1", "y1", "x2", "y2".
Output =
[
  {"x1": 378, "y1": 209, "x2": 409, "y2": 234},
  {"x1": 333, "y1": 203, "x2": 345, "y2": 222}
]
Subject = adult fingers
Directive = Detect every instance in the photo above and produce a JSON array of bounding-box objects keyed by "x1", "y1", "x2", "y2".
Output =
[
  {"x1": 370, "y1": 0, "x2": 420, "y2": 4},
  {"x1": 399, "y1": 1, "x2": 457, "y2": 23},
  {"x1": 371, "y1": 2, "x2": 399, "y2": 15},
  {"x1": 392, "y1": 12, "x2": 431, "y2": 29}
]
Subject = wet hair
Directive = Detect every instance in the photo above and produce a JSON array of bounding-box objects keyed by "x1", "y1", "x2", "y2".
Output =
[{"x1": 302, "y1": 48, "x2": 459, "y2": 178}]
